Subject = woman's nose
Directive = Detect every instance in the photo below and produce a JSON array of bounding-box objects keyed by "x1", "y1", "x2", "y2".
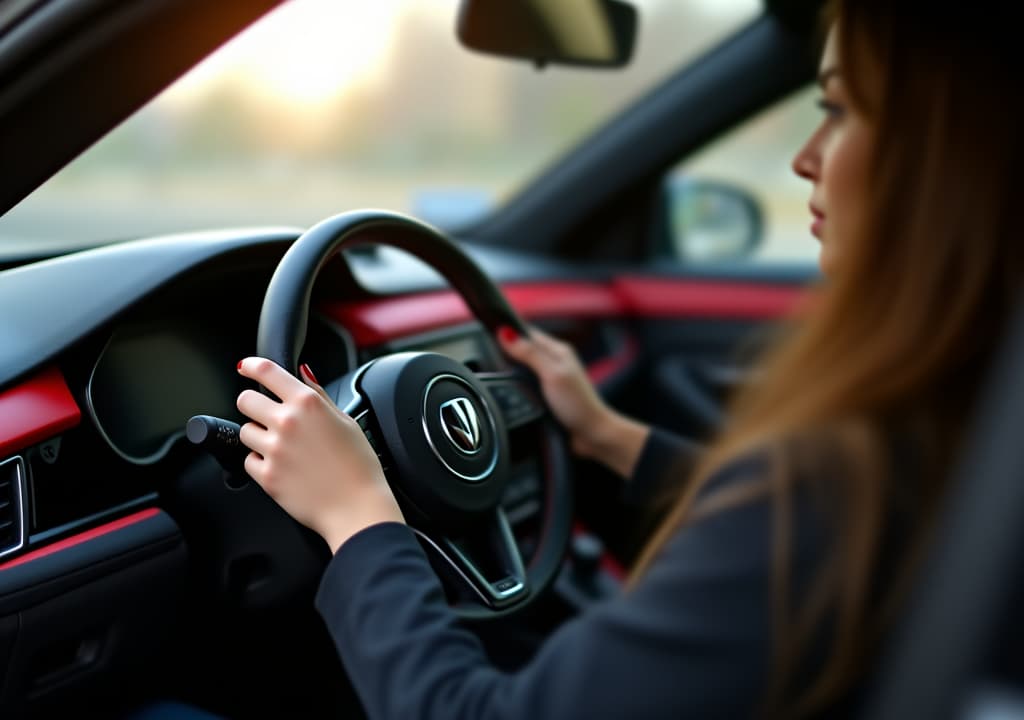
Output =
[{"x1": 791, "y1": 136, "x2": 820, "y2": 181}]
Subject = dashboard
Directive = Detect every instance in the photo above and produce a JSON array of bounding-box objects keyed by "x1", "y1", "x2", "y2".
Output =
[
  {"x1": 0, "y1": 226, "x2": 656, "y2": 717},
  {"x1": 0, "y1": 230, "x2": 594, "y2": 555}
]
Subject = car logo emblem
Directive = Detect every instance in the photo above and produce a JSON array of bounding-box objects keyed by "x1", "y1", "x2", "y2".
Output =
[{"x1": 439, "y1": 397, "x2": 482, "y2": 454}]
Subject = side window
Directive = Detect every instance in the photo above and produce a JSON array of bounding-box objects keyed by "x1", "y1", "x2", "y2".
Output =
[{"x1": 663, "y1": 86, "x2": 820, "y2": 266}]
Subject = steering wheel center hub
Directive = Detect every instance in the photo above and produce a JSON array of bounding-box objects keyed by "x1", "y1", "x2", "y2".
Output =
[
  {"x1": 423, "y1": 374, "x2": 498, "y2": 481},
  {"x1": 357, "y1": 352, "x2": 510, "y2": 523}
]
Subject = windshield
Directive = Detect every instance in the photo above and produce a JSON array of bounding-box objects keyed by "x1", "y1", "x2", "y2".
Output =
[{"x1": 0, "y1": 0, "x2": 759, "y2": 250}]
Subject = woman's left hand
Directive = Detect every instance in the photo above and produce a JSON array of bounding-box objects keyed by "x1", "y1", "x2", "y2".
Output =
[{"x1": 235, "y1": 357, "x2": 404, "y2": 554}]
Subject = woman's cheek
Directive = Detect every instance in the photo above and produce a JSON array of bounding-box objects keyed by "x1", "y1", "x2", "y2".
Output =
[{"x1": 821, "y1": 119, "x2": 875, "y2": 275}]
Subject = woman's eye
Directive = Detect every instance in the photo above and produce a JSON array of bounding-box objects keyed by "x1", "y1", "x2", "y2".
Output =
[{"x1": 815, "y1": 98, "x2": 845, "y2": 118}]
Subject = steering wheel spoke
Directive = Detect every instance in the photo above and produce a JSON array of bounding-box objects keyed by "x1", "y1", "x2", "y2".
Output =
[
  {"x1": 413, "y1": 507, "x2": 529, "y2": 608},
  {"x1": 322, "y1": 363, "x2": 370, "y2": 416},
  {"x1": 478, "y1": 372, "x2": 546, "y2": 429}
]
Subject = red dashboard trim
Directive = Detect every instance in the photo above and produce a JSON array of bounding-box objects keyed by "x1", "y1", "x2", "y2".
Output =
[
  {"x1": 503, "y1": 283, "x2": 625, "y2": 319},
  {"x1": 0, "y1": 507, "x2": 161, "y2": 571},
  {"x1": 322, "y1": 291, "x2": 473, "y2": 346},
  {"x1": 320, "y1": 282, "x2": 625, "y2": 346},
  {"x1": 320, "y1": 278, "x2": 804, "y2": 349},
  {"x1": 0, "y1": 366, "x2": 81, "y2": 457}
]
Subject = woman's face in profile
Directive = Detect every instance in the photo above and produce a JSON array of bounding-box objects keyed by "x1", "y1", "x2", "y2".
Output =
[{"x1": 792, "y1": 26, "x2": 875, "y2": 277}]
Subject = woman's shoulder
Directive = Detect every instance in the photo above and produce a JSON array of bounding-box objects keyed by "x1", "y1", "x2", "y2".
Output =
[
  {"x1": 697, "y1": 425, "x2": 915, "y2": 512},
  {"x1": 662, "y1": 427, "x2": 916, "y2": 581},
  {"x1": 644, "y1": 442, "x2": 847, "y2": 583}
]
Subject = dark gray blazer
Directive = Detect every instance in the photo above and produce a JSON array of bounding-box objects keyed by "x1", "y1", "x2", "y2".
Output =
[{"x1": 315, "y1": 429, "x2": 830, "y2": 719}]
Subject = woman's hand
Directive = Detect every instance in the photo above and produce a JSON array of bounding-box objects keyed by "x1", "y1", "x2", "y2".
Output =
[
  {"x1": 497, "y1": 326, "x2": 650, "y2": 478},
  {"x1": 236, "y1": 358, "x2": 404, "y2": 554}
]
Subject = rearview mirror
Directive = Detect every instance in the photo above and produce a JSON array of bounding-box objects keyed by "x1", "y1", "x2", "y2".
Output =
[{"x1": 456, "y1": 0, "x2": 637, "y2": 68}]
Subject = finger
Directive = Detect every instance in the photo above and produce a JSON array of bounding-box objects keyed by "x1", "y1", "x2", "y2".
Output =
[
  {"x1": 299, "y1": 363, "x2": 333, "y2": 402},
  {"x1": 506, "y1": 324, "x2": 565, "y2": 360},
  {"x1": 244, "y1": 451, "x2": 267, "y2": 487},
  {"x1": 239, "y1": 421, "x2": 273, "y2": 456},
  {"x1": 496, "y1": 325, "x2": 549, "y2": 367},
  {"x1": 521, "y1": 324, "x2": 552, "y2": 342},
  {"x1": 237, "y1": 357, "x2": 307, "y2": 402},
  {"x1": 527, "y1": 328, "x2": 571, "y2": 358},
  {"x1": 237, "y1": 388, "x2": 281, "y2": 427}
]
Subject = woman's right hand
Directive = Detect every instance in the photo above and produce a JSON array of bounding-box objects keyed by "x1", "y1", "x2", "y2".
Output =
[{"x1": 497, "y1": 325, "x2": 650, "y2": 478}]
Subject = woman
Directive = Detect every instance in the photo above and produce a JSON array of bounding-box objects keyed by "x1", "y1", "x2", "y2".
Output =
[{"x1": 235, "y1": 2, "x2": 1022, "y2": 716}]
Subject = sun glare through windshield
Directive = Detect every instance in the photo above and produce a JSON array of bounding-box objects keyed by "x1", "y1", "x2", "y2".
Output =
[{"x1": 0, "y1": 0, "x2": 759, "y2": 250}]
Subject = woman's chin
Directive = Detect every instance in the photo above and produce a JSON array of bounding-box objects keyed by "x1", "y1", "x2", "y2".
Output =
[{"x1": 818, "y1": 245, "x2": 836, "y2": 277}]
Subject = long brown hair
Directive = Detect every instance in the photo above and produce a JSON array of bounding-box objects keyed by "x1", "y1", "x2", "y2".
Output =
[{"x1": 633, "y1": 1, "x2": 1023, "y2": 715}]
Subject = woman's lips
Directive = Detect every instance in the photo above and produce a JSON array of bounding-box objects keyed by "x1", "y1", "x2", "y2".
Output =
[{"x1": 810, "y1": 206, "x2": 824, "y2": 239}]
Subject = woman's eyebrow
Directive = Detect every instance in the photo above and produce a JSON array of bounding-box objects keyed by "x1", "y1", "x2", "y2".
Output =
[{"x1": 817, "y1": 67, "x2": 840, "y2": 88}]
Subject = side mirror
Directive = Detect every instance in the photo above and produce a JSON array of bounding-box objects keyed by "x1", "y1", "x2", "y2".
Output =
[
  {"x1": 661, "y1": 176, "x2": 764, "y2": 262},
  {"x1": 456, "y1": 0, "x2": 637, "y2": 69}
]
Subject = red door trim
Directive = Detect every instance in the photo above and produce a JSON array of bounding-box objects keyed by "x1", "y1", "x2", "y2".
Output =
[
  {"x1": 612, "y1": 276, "x2": 806, "y2": 320},
  {"x1": 586, "y1": 334, "x2": 639, "y2": 385}
]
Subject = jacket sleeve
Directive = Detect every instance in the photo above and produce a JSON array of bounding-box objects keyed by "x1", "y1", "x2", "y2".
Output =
[
  {"x1": 314, "y1": 458, "x2": 821, "y2": 720},
  {"x1": 623, "y1": 426, "x2": 702, "y2": 504}
]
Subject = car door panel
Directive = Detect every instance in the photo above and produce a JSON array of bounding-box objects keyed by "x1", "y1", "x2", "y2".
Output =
[
  {"x1": 613, "y1": 272, "x2": 812, "y2": 440},
  {"x1": 0, "y1": 509, "x2": 185, "y2": 714}
]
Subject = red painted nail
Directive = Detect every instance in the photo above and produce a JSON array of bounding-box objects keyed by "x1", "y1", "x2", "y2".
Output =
[
  {"x1": 237, "y1": 360, "x2": 244, "y2": 370},
  {"x1": 300, "y1": 363, "x2": 319, "y2": 384},
  {"x1": 497, "y1": 325, "x2": 519, "y2": 343}
]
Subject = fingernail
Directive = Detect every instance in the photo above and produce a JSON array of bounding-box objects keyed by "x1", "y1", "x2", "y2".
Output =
[
  {"x1": 497, "y1": 325, "x2": 518, "y2": 343},
  {"x1": 237, "y1": 360, "x2": 244, "y2": 371},
  {"x1": 300, "y1": 363, "x2": 319, "y2": 384}
]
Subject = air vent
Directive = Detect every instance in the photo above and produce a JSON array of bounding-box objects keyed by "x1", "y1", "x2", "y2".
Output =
[{"x1": 0, "y1": 456, "x2": 27, "y2": 559}]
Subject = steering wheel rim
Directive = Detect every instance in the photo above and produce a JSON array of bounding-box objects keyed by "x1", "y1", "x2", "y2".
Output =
[
  {"x1": 258, "y1": 209, "x2": 528, "y2": 376},
  {"x1": 257, "y1": 209, "x2": 572, "y2": 619}
]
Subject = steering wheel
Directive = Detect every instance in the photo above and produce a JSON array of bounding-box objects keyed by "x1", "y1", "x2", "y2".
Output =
[{"x1": 256, "y1": 210, "x2": 572, "y2": 619}]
